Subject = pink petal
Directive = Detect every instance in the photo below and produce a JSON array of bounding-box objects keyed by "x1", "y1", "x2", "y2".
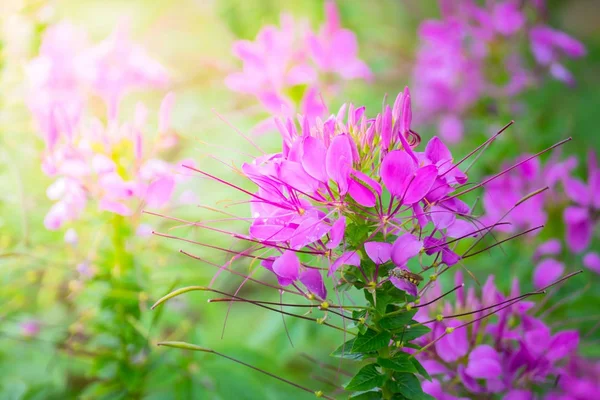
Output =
[
  {"x1": 261, "y1": 258, "x2": 294, "y2": 286},
  {"x1": 348, "y1": 179, "x2": 376, "y2": 207},
  {"x1": 533, "y1": 258, "x2": 564, "y2": 289},
  {"x1": 583, "y1": 252, "x2": 600, "y2": 274},
  {"x1": 533, "y1": 238, "x2": 562, "y2": 260},
  {"x1": 289, "y1": 215, "x2": 331, "y2": 249},
  {"x1": 436, "y1": 321, "x2": 469, "y2": 363},
  {"x1": 381, "y1": 105, "x2": 392, "y2": 149},
  {"x1": 159, "y1": 92, "x2": 175, "y2": 133},
  {"x1": 390, "y1": 274, "x2": 417, "y2": 296},
  {"x1": 431, "y1": 205, "x2": 456, "y2": 229},
  {"x1": 391, "y1": 234, "x2": 423, "y2": 266},
  {"x1": 325, "y1": 134, "x2": 353, "y2": 195},
  {"x1": 351, "y1": 170, "x2": 382, "y2": 195},
  {"x1": 438, "y1": 115, "x2": 463, "y2": 143},
  {"x1": 446, "y1": 219, "x2": 477, "y2": 238},
  {"x1": 99, "y1": 199, "x2": 131, "y2": 216},
  {"x1": 364, "y1": 242, "x2": 392, "y2": 264},
  {"x1": 273, "y1": 251, "x2": 300, "y2": 281},
  {"x1": 328, "y1": 251, "x2": 360, "y2": 277},
  {"x1": 400, "y1": 90, "x2": 412, "y2": 134},
  {"x1": 278, "y1": 160, "x2": 320, "y2": 194},
  {"x1": 412, "y1": 203, "x2": 428, "y2": 228},
  {"x1": 547, "y1": 330, "x2": 579, "y2": 361},
  {"x1": 425, "y1": 136, "x2": 452, "y2": 164},
  {"x1": 326, "y1": 217, "x2": 346, "y2": 249},
  {"x1": 145, "y1": 176, "x2": 175, "y2": 208},
  {"x1": 504, "y1": 390, "x2": 534, "y2": 400},
  {"x1": 564, "y1": 207, "x2": 592, "y2": 253},
  {"x1": 403, "y1": 165, "x2": 438, "y2": 204},
  {"x1": 381, "y1": 150, "x2": 416, "y2": 197},
  {"x1": 299, "y1": 268, "x2": 327, "y2": 299},
  {"x1": 465, "y1": 345, "x2": 502, "y2": 379},
  {"x1": 564, "y1": 177, "x2": 590, "y2": 206}
]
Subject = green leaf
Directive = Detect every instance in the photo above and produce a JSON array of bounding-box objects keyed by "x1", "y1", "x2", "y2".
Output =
[
  {"x1": 330, "y1": 338, "x2": 368, "y2": 360},
  {"x1": 386, "y1": 373, "x2": 428, "y2": 400},
  {"x1": 379, "y1": 310, "x2": 417, "y2": 331},
  {"x1": 352, "y1": 329, "x2": 392, "y2": 353},
  {"x1": 345, "y1": 364, "x2": 386, "y2": 392},
  {"x1": 410, "y1": 358, "x2": 432, "y2": 382},
  {"x1": 376, "y1": 353, "x2": 417, "y2": 373},
  {"x1": 401, "y1": 322, "x2": 431, "y2": 341},
  {"x1": 349, "y1": 390, "x2": 384, "y2": 399}
]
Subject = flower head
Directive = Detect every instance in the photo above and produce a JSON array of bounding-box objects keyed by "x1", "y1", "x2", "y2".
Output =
[{"x1": 226, "y1": 1, "x2": 370, "y2": 124}]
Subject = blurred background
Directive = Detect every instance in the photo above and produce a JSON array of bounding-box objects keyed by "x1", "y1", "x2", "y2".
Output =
[{"x1": 0, "y1": 0, "x2": 599, "y2": 399}]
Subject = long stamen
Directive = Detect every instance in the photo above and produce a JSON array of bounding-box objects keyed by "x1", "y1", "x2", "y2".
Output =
[
  {"x1": 152, "y1": 286, "x2": 354, "y2": 335},
  {"x1": 461, "y1": 187, "x2": 549, "y2": 257},
  {"x1": 179, "y1": 249, "x2": 303, "y2": 296},
  {"x1": 421, "y1": 221, "x2": 512, "y2": 253},
  {"x1": 414, "y1": 284, "x2": 464, "y2": 308},
  {"x1": 207, "y1": 297, "x2": 365, "y2": 311},
  {"x1": 157, "y1": 342, "x2": 334, "y2": 399},
  {"x1": 462, "y1": 225, "x2": 544, "y2": 258},
  {"x1": 441, "y1": 120, "x2": 514, "y2": 178},
  {"x1": 441, "y1": 137, "x2": 571, "y2": 202},
  {"x1": 212, "y1": 109, "x2": 266, "y2": 155}
]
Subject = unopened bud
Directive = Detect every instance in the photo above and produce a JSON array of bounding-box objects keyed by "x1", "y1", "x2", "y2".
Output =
[
  {"x1": 307, "y1": 293, "x2": 316, "y2": 300},
  {"x1": 316, "y1": 318, "x2": 325, "y2": 325},
  {"x1": 406, "y1": 304, "x2": 413, "y2": 311},
  {"x1": 315, "y1": 391, "x2": 323, "y2": 398},
  {"x1": 436, "y1": 314, "x2": 443, "y2": 322},
  {"x1": 358, "y1": 317, "x2": 366, "y2": 325},
  {"x1": 445, "y1": 327, "x2": 454, "y2": 334},
  {"x1": 429, "y1": 274, "x2": 438, "y2": 281},
  {"x1": 320, "y1": 301, "x2": 329, "y2": 310}
]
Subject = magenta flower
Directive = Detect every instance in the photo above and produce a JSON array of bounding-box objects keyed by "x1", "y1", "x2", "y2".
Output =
[
  {"x1": 226, "y1": 1, "x2": 370, "y2": 123},
  {"x1": 20, "y1": 320, "x2": 41, "y2": 338},
  {"x1": 79, "y1": 23, "x2": 169, "y2": 118},
  {"x1": 168, "y1": 87, "x2": 559, "y2": 304},
  {"x1": 563, "y1": 152, "x2": 599, "y2": 253},
  {"x1": 306, "y1": 1, "x2": 372, "y2": 81},
  {"x1": 414, "y1": 272, "x2": 583, "y2": 398},
  {"x1": 39, "y1": 93, "x2": 187, "y2": 230},
  {"x1": 26, "y1": 22, "x2": 88, "y2": 150},
  {"x1": 530, "y1": 25, "x2": 586, "y2": 85},
  {"x1": 412, "y1": 1, "x2": 585, "y2": 141},
  {"x1": 583, "y1": 252, "x2": 600, "y2": 274}
]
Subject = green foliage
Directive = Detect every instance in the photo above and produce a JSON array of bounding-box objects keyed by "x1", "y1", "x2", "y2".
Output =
[
  {"x1": 376, "y1": 354, "x2": 417, "y2": 374},
  {"x1": 345, "y1": 364, "x2": 387, "y2": 392},
  {"x1": 353, "y1": 329, "x2": 392, "y2": 353}
]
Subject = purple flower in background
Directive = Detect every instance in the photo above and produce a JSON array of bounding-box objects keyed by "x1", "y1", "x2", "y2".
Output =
[
  {"x1": 79, "y1": 23, "x2": 169, "y2": 118},
  {"x1": 530, "y1": 25, "x2": 586, "y2": 85},
  {"x1": 412, "y1": 1, "x2": 586, "y2": 142},
  {"x1": 20, "y1": 320, "x2": 41, "y2": 338},
  {"x1": 414, "y1": 273, "x2": 584, "y2": 398},
  {"x1": 563, "y1": 152, "x2": 599, "y2": 253},
  {"x1": 306, "y1": 1, "x2": 372, "y2": 81},
  {"x1": 27, "y1": 23, "x2": 187, "y2": 230},
  {"x1": 226, "y1": 1, "x2": 370, "y2": 124}
]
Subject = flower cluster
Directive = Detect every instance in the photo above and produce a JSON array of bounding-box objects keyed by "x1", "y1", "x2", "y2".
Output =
[
  {"x1": 225, "y1": 1, "x2": 371, "y2": 126},
  {"x1": 27, "y1": 22, "x2": 189, "y2": 230},
  {"x1": 414, "y1": 272, "x2": 596, "y2": 399},
  {"x1": 412, "y1": 0, "x2": 586, "y2": 142},
  {"x1": 153, "y1": 84, "x2": 576, "y2": 398},
  {"x1": 239, "y1": 87, "x2": 480, "y2": 299}
]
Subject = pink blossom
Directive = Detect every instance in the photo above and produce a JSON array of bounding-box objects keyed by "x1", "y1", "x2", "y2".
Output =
[{"x1": 226, "y1": 1, "x2": 370, "y2": 122}]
